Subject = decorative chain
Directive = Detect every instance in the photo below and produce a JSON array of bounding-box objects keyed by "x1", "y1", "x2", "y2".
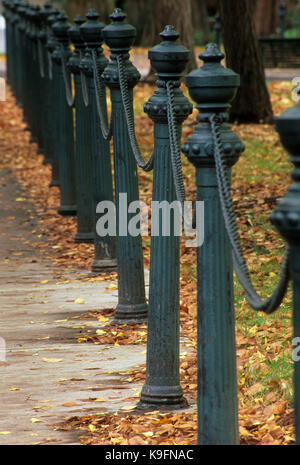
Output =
[
  {"x1": 59, "y1": 44, "x2": 74, "y2": 107},
  {"x1": 117, "y1": 54, "x2": 154, "y2": 172},
  {"x1": 166, "y1": 80, "x2": 186, "y2": 207},
  {"x1": 91, "y1": 48, "x2": 112, "y2": 141},
  {"x1": 80, "y1": 50, "x2": 89, "y2": 107},
  {"x1": 37, "y1": 38, "x2": 44, "y2": 78},
  {"x1": 209, "y1": 113, "x2": 290, "y2": 314},
  {"x1": 47, "y1": 50, "x2": 53, "y2": 80},
  {"x1": 166, "y1": 80, "x2": 198, "y2": 229}
]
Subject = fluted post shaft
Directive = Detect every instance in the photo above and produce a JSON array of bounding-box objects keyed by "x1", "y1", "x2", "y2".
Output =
[
  {"x1": 68, "y1": 15, "x2": 94, "y2": 243},
  {"x1": 46, "y1": 7, "x2": 60, "y2": 187},
  {"x1": 183, "y1": 44, "x2": 244, "y2": 444},
  {"x1": 80, "y1": 9, "x2": 117, "y2": 271},
  {"x1": 138, "y1": 26, "x2": 192, "y2": 409},
  {"x1": 270, "y1": 103, "x2": 300, "y2": 444},
  {"x1": 52, "y1": 13, "x2": 77, "y2": 216},
  {"x1": 102, "y1": 10, "x2": 147, "y2": 321}
]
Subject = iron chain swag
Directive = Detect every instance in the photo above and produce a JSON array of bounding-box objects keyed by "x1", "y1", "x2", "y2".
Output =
[
  {"x1": 117, "y1": 54, "x2": 154, "y2": 172},
  {"x1": 209, "y1": 113, "x2": 290, "y2": 314},
  {"x1": 37, "y1": 38, "x2": 45, "y2": 78},
  {"x1": 91, "y1": 48, "x2": 112, "y2": 141},
  {"x1": 59, "y1": 43, "x2": 75, "y2": 107}
]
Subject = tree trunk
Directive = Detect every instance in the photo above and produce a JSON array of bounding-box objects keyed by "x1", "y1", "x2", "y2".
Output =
[
  {"x1": 126, "y1": 0, "x2": 155, "y2": 46},
  {"x1": 253, "y1": 0, "x2": 298, "y2": 37},
  {"x1": 64, "y1": 0, "x2": 115, "y2": 24},
  {"x1": 253, "y1": 0, "x2": 280, "y2": 37},
  {"x1": 218, "y1": 0, "x2": 273, "y2": 124},
  {"x1": 192, "y1": 0, "x2": 210, "y2": 44}
]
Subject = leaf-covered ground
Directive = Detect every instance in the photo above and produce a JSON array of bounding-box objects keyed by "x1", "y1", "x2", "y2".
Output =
[{"x1": 0, "y1": 69, "x2": 296, "y2": 445}]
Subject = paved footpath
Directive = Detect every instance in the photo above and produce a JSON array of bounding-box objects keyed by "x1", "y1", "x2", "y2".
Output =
[{"x1": 0, "y1": 168, "x2": 150, "y2": 445}]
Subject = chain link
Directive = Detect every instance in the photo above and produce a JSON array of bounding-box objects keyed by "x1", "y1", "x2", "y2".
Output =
[
  {"x1": 117, "y1": 54, "x2": 154, "y2": 172},
  {"x1": 166, "y1": 80, "x2": 186, "y2": 207},
  {"x1": 37, "y1": 38, "x2": 44, "y2": 78},
  {"x1": 47, "y1": 50, "x2": 53, "y2": 80},
  {"x1": 59, "y1": 44, "x2": 74, "y2": 107},
  {"x1": 209, "y1": 113, "x2": 290, "y2": 314},
  {"x1": 80, "y1": 50, "x2": 89, "y2": 107},
  {"x1": 91, "y1": 48, "x2": 112, "y2": 141}
]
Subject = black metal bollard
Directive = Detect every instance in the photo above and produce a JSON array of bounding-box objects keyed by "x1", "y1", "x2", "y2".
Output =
[
  {"x1": 24, "y1": 4, "x2": 38, "y2": 142},
  {"x1": 16, "y1": 1, "x2": 28, "y2": 113},
  {"x1": 138, "y1": 26, "x2": 193, "y2": 409},
  {"x1": 9, "y1": 1, "x2": 20, "y2": 102},
  {"x1": 31, "y1": 4, "x2": 46, "y2": 154},
  {"x1": 14, "y1": 1, "x2": 24, "y2": 107},
  {"x1": 79, "y1": 9, "x2": 117, "y2": 272},
  {"x1": 38, "y1": 1, "x2": 54, "y2": 165},
  {"x1": 3, "y1": 1, "x2": 11, "y2": 87},
  {"x1": 270, "y1": 103, "x2": 300, "y2": 444},
  {"x1": 45, "y1": 7, "x2": 60, "y2": 187},
  {"x1": 102, "y1": 10, "x2": 148, "y2": 322},
  {"x1": 52, "y1": 12, "x2": 77, "y2": 216},
  {"x1": 67, "y1": 15, "x2": 95, "y2": 243},
  {"x1": 181, "y1": 44, "x2": 244, "y2": 444}
]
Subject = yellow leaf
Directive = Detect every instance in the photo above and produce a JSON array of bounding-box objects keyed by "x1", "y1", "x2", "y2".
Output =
[
  {"x1": 77, "y1": 337, "x2": 87, "y2": 343},
  {"x1": 111, "y1": 438, "x2": 122, "y2": 445},
  {"x1": 88, "y1": 424, "x2": 96, "y2": 432},
  {"x1": 74, "y1": 298, "x2": 85, "y2": 304},
  {"x1": 96, "y1": 329, "x2": 106, "y2": 336},
  {"x1": 9, "y1": 387, "x2": 21, "y2": 391},
  {"x1": 120, "y1": 405, "x2": 136, "y2": 411},
  {"x1": 62, "y1": 402, "x2": 77, "y2": 407},
  {"x1": 95, "y1": 397, "x2": 106, "y2": 402},
  {"x1": 142, "y1": 431, "x2": 154, "y2": 437},
  {"x1": 40, "y1": 280, "x2": 49, "y2": 284},
  {"x1": 31, "y1": 418, "x2": 43, "y2": 423},
  {"x1": 0, "y1": 431, "x2": 11, "y2": 435},
  {"x1": 97, "y1": 316, "x2": 109, "y2": 322},
  {"x1": 107, "y1": 284, "x2": 117, "y2": 290},
  {"x1": 42, "y1": 358, "x2": 63, "y2": 363},
  {"x1": 249, "y1": 327, "x2": 257, "y2": 335},
  {"x1": 16, "y1": 197, "x2": 25, "y2": 202}
]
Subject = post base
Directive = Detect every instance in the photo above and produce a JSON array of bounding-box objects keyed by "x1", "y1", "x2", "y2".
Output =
[
  {"x1": 137, "y1": 384, "x2": 187, "y2": 410},
  {"x1": 113, "y1": 302, "x2": 148, "y2": 323},
  {"x1": 49, "y1": 179, "x2": 60, "y2": 188},
  {"x1": 29, "y1": 135, "x2": 38, "y2": 144},
  {"x1": 91, "y1": 258, "x2": 118, "y2": 273},
  {"x1": 58, "y1": 205, "x2": 77, "y2": 216},
  {"x1": 74, "y1": 231, "x2": 95, "y2": 244},
  {"x1": 37, "y1": 146, "x2": 45, "y2": 156}
]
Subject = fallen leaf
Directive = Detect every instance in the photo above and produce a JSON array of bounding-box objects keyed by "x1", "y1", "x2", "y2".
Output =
[{"x1": 42, "y1": 358, "x2": 63, "y2": 363}]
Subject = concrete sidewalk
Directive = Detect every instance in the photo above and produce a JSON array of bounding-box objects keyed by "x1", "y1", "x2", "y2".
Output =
[{"x1": 0, "y1": 169, "x2": 150, "y2": 445}]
